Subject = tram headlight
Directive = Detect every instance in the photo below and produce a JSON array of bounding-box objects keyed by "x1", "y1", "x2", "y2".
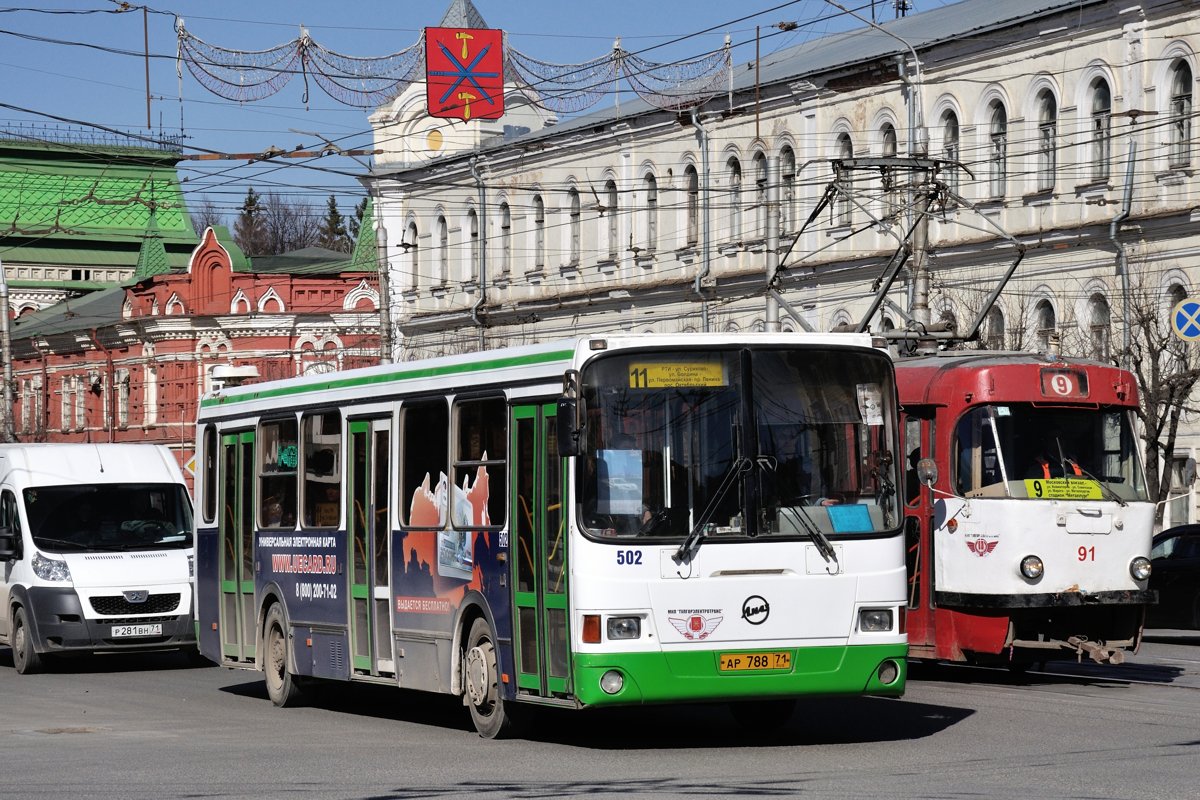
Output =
[
  {"x1": 606, "y1": 616, "x2": 641, "y2": 640},
  {"x1": 1130, "y1": 557, "x2": 1152, "y2": 581},
  {"x1": 1020, "y1": 554, "x2": 1044, "y2": 580},
  {"x1": 859, "y1": 608, "x2": 894, "y2": 632}
]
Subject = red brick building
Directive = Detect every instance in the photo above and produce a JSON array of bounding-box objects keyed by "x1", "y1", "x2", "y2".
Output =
[{"x1": 7, "y1": 221, "x2": 382, "y2": 477}]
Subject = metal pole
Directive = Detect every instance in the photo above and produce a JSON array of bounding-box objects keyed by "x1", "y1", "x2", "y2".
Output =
[
  {"x1": 692, "y1": 109, "x2": 712, "y2": 332},
  {"x1": 370, "y1": 194, "x2": 393, "y2": 364},
  {"x1": 765, "y1": 156, "x2": 780, "y2": 331},
  {"x1": 0, "y1": 258, "x2": 14, "y2": 442},
  {"x1": 1111, "y1": 137, "x2": 1136, "y2": 369}
]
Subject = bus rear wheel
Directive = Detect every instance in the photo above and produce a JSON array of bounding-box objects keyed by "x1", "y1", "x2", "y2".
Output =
[
  {"x1": 264, "y1": 603, "x2": 303, "y2": 707},
  {"x1": 463, "y1": 617, "x2": 521, "y2": 738},
  {"x1": 12, "y1": 606, "x2": 43, "y2": 675}
]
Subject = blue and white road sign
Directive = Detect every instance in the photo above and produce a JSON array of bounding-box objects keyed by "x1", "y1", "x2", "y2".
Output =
[{"x1": 1172, "y1": 299, "x2": 1200, "y2": 341}]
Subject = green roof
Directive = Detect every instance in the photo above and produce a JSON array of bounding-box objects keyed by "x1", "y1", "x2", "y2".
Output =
[
  {"x1": 250, "y1": 246, "x2": 366, "y2": 275},
  {"x1": 133, "y1": 214, "x2": 171, "y2": 279},
  {"x1": 347, "y1": 197, "x2": 379, "y2": 273}
]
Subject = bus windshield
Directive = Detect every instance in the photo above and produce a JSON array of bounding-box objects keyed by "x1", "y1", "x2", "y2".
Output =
[
  {"x1": 24, "y1": 483, "x2": 194, "y2": 552},
  {"x1": 579, "y1": 347, "x2": 900, "y2": 540},
  {"x1": 954, "y1": 405, "x2": 1148, "y2": 502}
]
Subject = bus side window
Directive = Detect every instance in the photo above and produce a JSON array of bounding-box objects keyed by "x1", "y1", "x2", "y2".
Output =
[
  {"x1": 259, "y1": 418, "x2": 299, "y2": 529},
  {"x1": 452, "y1": 397, "x2": 506, "y2": 529},
  {"x1": 401, "y1": 400, "x2": 449, "y2": 527},
  {"x1": 302, "y1": 411, "x2": 342, "y2": 529}
]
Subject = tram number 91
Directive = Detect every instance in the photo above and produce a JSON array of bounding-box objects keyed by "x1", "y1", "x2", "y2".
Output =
[{"x1": 1078, "y1": 545, "x2": 1096, "y2": 562}]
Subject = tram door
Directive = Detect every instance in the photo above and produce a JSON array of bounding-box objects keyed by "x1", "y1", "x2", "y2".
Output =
[
  {"x1": 348, "y1": 418, "x2": 394, "y2": 675},
  {"x1": 903, "y1": 410, "x2": 935, "y2": 649},
  {"x1": 511, "y1": 404, "x2": 569, "y2": 697},
  {"x1": 219, "y1": 431, "x2": 256, "y2": 662}
]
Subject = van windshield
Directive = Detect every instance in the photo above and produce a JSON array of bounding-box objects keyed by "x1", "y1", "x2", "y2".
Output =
[{"x1": 23, "y1": 483, "x2": 194, "y2": 552}]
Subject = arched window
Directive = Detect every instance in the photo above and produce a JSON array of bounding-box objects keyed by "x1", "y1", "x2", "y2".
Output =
[
  {"x1": 643, "y1": 173, "x2": 657, "y2": 252},
  {"x1": 1170, "y1": 61, "x2": 1193, "y2": 168},
  {"x1": 436, "y1": 214, "x2": 448, "y2": 284},
  {"x1": 405, "y1": 221, "x2": 419, "y2": 291},
  {"x1": 533, "y1": 195, "x2": 545, "y2": 269},
  {"x1": 1089, "y1": 294, "x2": 1111, "y2": 361},
  {"x1": 753, "y1": 151, "x2": 767, "y2": 237},
  {"x1": 988, "y1": 102, "x2": 1008, "y2": 199},
  {"x1": 780, "y1": 146, "x2": 796, "y2": 233},
  {"x1": 1037, "y1": 91, "x2": 1057, "y2": 191},
  {"x1": 942, "y1": 111, "x2": 960, "y2": 207},
  {"x1": 1035, "y1": 299, "x2": 1056, "y2": 352},
  {"x1": 568, "y1": 188, "x2": 581, "y2": 264},
  {"x1": 984, "y1": 306, "x2": 1005, "y2": 350},
  {"x1": 726, "y1": 157, "x2": 742, "y2": 239},
  {"x1": 499, "y1": 202, "x2": 511, "y2": 276},
  {"x1": 685, "y1": 165, "x2": 699, "y2": 247},
  {"x1": 605, "y1": 180, "x2": 618, "y2": 259},
  {"x1": 466, "y1": 208, "x2": 479, "y2": 282},
  {"x1": 1091, "y1": 78, "x2": 1112, "y2": 182},
  {"x1": 939, "y1": 308, "x2": 958, "y2": 337},
  {"x1": 881, "y1": 123, "x2": 899, "y2": 221},
  {"x1": 835, "y1": 133, "x2": 853, "y2": 225}
]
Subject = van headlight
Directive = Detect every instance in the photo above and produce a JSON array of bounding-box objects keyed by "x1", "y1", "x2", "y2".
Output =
[{"x1": 32, "y1": 552, "x2": 72, "y2": 582}]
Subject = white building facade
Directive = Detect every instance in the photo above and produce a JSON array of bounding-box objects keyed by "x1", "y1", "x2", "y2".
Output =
[{"x1": 364, "y1": 0, "x2": 1199, "y2": 523}]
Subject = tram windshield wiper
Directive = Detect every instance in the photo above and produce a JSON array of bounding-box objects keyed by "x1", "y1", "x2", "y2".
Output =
[
  {"x1": 673, "y1": 457, "x2": 752, "y2": 566},
  {"x1": 1056, "y1": 437, "x2": 1127, "y2": 507}
]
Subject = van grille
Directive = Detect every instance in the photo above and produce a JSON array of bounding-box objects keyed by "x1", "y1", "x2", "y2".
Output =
[{"x1": 90, "y1": 593, "x2": 181, "y2": 616}]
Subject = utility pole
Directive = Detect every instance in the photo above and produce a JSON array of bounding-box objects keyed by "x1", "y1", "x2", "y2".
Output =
[
  {"x1": 765, "y1": 156, "x2": 781, "y2": 332},
  {"x1": 0, "y1": 258, "x2": 14, "y2": 442},
  {"x1": 370, "y1": 193, "x2": 393, "y2": 364}
]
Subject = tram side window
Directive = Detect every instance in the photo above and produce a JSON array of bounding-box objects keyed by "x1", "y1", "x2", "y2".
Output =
[
  {"x1": 401, "y1": 400, "x2": 449, "y2": 528},
  {"x1": 302, "y1": 411, "x2": 342, "y2": 528},
  {"x1": 452, "y1": 397, "x2": 506, "y2": 529},
  {"x1": 259, "y1": 419, "x2": 298, "y2": 529},
  {"x1": 202, "y1": 424, "x2": 217, "y2": 524}
]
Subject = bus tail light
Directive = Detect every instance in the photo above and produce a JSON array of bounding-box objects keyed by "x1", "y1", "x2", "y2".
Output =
[{"x1": 582, "y1": 614, "x2": 601, "y2": 643}]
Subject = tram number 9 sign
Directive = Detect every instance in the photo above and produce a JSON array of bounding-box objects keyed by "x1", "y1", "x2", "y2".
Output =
[{"x1": 1040, "y1": 368, "x2": 1089, "y2": 399}]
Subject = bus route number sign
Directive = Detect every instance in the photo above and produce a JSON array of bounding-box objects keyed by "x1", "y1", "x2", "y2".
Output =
[
  {"x1": 1040, "y1": 368, "x2": 1089, "y2": 399},
  {"x1": 1024, "y1": 478, "x2": 1103, "y2": 500},
  {"x1": 629, "y1": 362, "x2": 725, "y2": 389},
  {"x1": 718, "y1": 650, "x2": 792, "y2": 672}
]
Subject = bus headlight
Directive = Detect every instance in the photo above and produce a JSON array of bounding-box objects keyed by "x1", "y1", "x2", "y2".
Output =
[
  {"x1": 600, "y1": 670, "x2": 624, "y2": 694},
  {"x1": 606, "y1": 616, "x2": 641, "y2": 640},
  {"x1": 1020, "y1": 554, "x2": 1044, "y2": 580},
  {"x1": 32, "y1": 552, "x2": 72, "y2": 582},
  {"x1": 859, "y1": 608, "x2": 893, "y2": 632},
  {"x1": 1129, "y1": 557, "x2": 1152, "y2": 581}
]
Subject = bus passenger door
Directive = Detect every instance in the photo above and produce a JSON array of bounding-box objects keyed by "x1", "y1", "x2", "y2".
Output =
[
  {"x1": 348, "y1": 418, "x2": 393, "y2": 676},
  {"x1": 511, "y1": 404, "x2": 569, "y2": 698},
  {"x1": 220, "y1": 431, "x2": 256, "y2": 662}
]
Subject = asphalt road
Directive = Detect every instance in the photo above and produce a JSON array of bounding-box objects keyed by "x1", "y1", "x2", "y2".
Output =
[{"x1": 1, "y1": 632, "x2": 1198, "y2": 800}]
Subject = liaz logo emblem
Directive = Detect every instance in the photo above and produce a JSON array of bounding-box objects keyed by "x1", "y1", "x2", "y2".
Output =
[
  {"x1": 123, "y1": 590, "x2": 149, "y2": 604},
  {"x1": 668, "y1": 614, "x2": 723, "y2": 640},
  {"x1": 966, "y1": 536, "x2": 999, "y2": 557},
  {"x1": 741, "y1": 595, "x2": 769, "y2": 625}
]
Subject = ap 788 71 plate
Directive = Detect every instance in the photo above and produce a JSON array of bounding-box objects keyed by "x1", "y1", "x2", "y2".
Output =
[
  {"x1": 718, "y1": 651, "x2": 792, "y2": 672},
  {"x1": 111, "y1": 623, "x2": 162, "y2": 638}
]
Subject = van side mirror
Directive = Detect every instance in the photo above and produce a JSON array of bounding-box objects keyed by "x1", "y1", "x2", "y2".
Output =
[
  {"x1": 556, "y1": 369, "x2": 584, "y2": 458},
  {"x1": 0, "y1": 526, "x2": 18, "y2": 561}
]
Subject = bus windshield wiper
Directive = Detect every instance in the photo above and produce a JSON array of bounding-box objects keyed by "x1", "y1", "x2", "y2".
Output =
[
  {"x1": 673, "y1": 457, "x2": 752, "y2": 566},
  {"x1": 780, "y1": 504, "x2": 839, "y2": 566}
]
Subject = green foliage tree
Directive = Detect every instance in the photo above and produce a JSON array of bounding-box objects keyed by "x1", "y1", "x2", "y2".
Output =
[
  {"x1": 233, "y1": 187, "x2": 268, "y2": 256},
  {"x1": 316, "y1": 195, "x2": 351, "y2": 252}
]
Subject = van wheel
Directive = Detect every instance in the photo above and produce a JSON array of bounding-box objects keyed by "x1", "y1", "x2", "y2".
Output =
[
  {"x1": 463, "y1": 617, "x2": 522, "y2": 738},
  {"x1": 264, "y1": 603, "x2": 303, "y2": 707},
  {"x1": 12, "y1": 606, "x2": 43, "y2": 675}
]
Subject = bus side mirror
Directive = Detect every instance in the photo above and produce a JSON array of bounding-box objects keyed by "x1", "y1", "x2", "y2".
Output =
[
  {"x1": 0, "y1": 526, "x2": 18, "y2": 561},
  {"x1": 916, "y1": 458, "x2": 938, "y2": 488},
  {"x1": 557, "y1": 369, "x2": 584, "y2": 458}
]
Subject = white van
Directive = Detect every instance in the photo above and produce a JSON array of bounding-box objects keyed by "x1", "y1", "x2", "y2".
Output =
[{"x1": 0, "y1": 444, "x2": 195, "y2": 673}]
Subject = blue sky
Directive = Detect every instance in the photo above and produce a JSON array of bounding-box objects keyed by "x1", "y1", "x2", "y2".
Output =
[{"x1": 0, "y1": 1, "x2": 935, "y2": 222}]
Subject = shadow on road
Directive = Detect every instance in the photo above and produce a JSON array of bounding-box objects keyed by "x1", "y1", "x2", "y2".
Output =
[
  {"x1": 0, "y1": 646, "x2": 212, "y2": 674},
  {"x1": 219, "y1": 676, "x2": 972, "y2": 748},
  {"x1": 908, "y1": 657, "x2": 1186, "y2": 686}
]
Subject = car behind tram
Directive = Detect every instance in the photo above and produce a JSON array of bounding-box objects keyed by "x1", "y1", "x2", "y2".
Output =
[
  {"x1": 896, "y1": 351, "x2": 1155, "y2": 666},
  {"x1": 193, "y1": 333, "x2": 908, "y2": 736}
]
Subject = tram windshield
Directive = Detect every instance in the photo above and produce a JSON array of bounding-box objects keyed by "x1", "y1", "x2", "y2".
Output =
[
  {"x1": 24, "y1": 483, "x2": 194, "y2": 552},
  {"x1": 578, "y1": 347, "x2": 900, "y2": 540},
  {"x1": 953, "y1": 405, "x2": 1148, "y2": 502}
]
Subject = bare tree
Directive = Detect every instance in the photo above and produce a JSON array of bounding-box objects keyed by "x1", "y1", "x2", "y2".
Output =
[
  {"x1": 190, "y1": 197, "x2": 225, "y2": 237},
  {"x1": 261, "y1": 191, "x2": 318, "y2": 255}
]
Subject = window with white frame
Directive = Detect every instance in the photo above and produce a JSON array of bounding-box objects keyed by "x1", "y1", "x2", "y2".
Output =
[
  {"x1": 436, "y1": 214, "x2": 448, "y2": 284},
  {"x1": 643, "y1": 174, "x2": 657, "y2": 252},
  {"x1": 780, "y1": 146, "x2": 796, "y2": 234},
  {"x1": 533, "y1": 195, "x2": 545, "y2": 269},
  {"x1": 1170, "y1": 60, "x2": 1193, "y2": 168},
  {"x1": 881, "y1": 123, "x2": 899, "y2": 221},
  {"x1": 1035, "y1": 299, "x2": 1056, "y2": 352},
  {"x1": 405, "y1": 221, "x2": 419, "y2": 291},
  {"x1": 1089, "y1": 294, "x2": 1111, "y2": 361},
  {"x1": 984, "y1": 306, "x2": 1005, "y2": 350},
  {"x1": 499, "y1": 202, "x2": 512, "y2": 275},
  {"x1": 605, "y1": 180, "x2": 618, "y2": 259},
  {"x1": 1037, "y1": 90, "x2": 1057, "y2": 192},
  {"x1": 467, "y1": 208, "x2": 479, "y2": 282},
  {"x1": 988, "y1": 102, "x2": 1007, "y2": 199},
  {"x1": 685, "y1": 165, "x2": 699, "y2": 247},
  {"x1": 117, "y1": 369, "x2": 130, "y2": 429},
  {"x1": 568, "y1": 188, "x2": 581, "y2": 264},
  {"x1": 835, "y1": 133, "x2": 853, "y2": 225},
  {"x1": 942, "y1": 111, "x2": 960, "y2": 207},
  {"x1": 753, "y1": 151, "x2": 767, "y2": 238},
  {"x1": 1091, "y1": 78, "x2": 1112, "y2": 182},
  {"x1": 726, "y1": 157, "x2": 742, "y2": 240}
]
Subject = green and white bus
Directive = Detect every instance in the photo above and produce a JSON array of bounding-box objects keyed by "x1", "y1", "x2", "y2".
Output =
[{"x1": 194, "y1": 333, "x2": 907, "y2": 737}]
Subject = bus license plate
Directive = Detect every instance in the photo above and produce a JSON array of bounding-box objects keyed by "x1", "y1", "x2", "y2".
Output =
[
  {"x1": 112, "y1": 624, "x2": 162, "y2": 638},
  {"x1": 718, "y1": 651, "x2": 792, "y2": 672}
]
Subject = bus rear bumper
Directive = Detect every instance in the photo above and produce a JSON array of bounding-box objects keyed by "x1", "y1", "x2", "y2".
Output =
[{"x1": 572, "y1": 643, "x2": 907, "y2": 707}]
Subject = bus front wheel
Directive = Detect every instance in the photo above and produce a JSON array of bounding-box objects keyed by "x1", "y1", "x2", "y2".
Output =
[
  {"x1": 463, "y1": 617, "x2": 521, "y2": 738},
  {"x1": 12, "y1": 606, "x2": 43, "y2": 675},
  {"x1": 264, "y1": 603, "x2": 303, "y2": 707}
]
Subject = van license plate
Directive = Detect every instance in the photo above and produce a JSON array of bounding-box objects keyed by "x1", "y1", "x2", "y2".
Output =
[
  {"x1": 718, "y1": 651, "x2": 792, "y2": 671},
  {"x1": 112, "y1": 624, "x2": 162, "y2": 638}
]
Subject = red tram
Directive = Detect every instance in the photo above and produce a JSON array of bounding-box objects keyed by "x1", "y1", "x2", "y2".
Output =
[{"x1": 897, "y1": 352, "x2": 1155, "y2": 666}]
